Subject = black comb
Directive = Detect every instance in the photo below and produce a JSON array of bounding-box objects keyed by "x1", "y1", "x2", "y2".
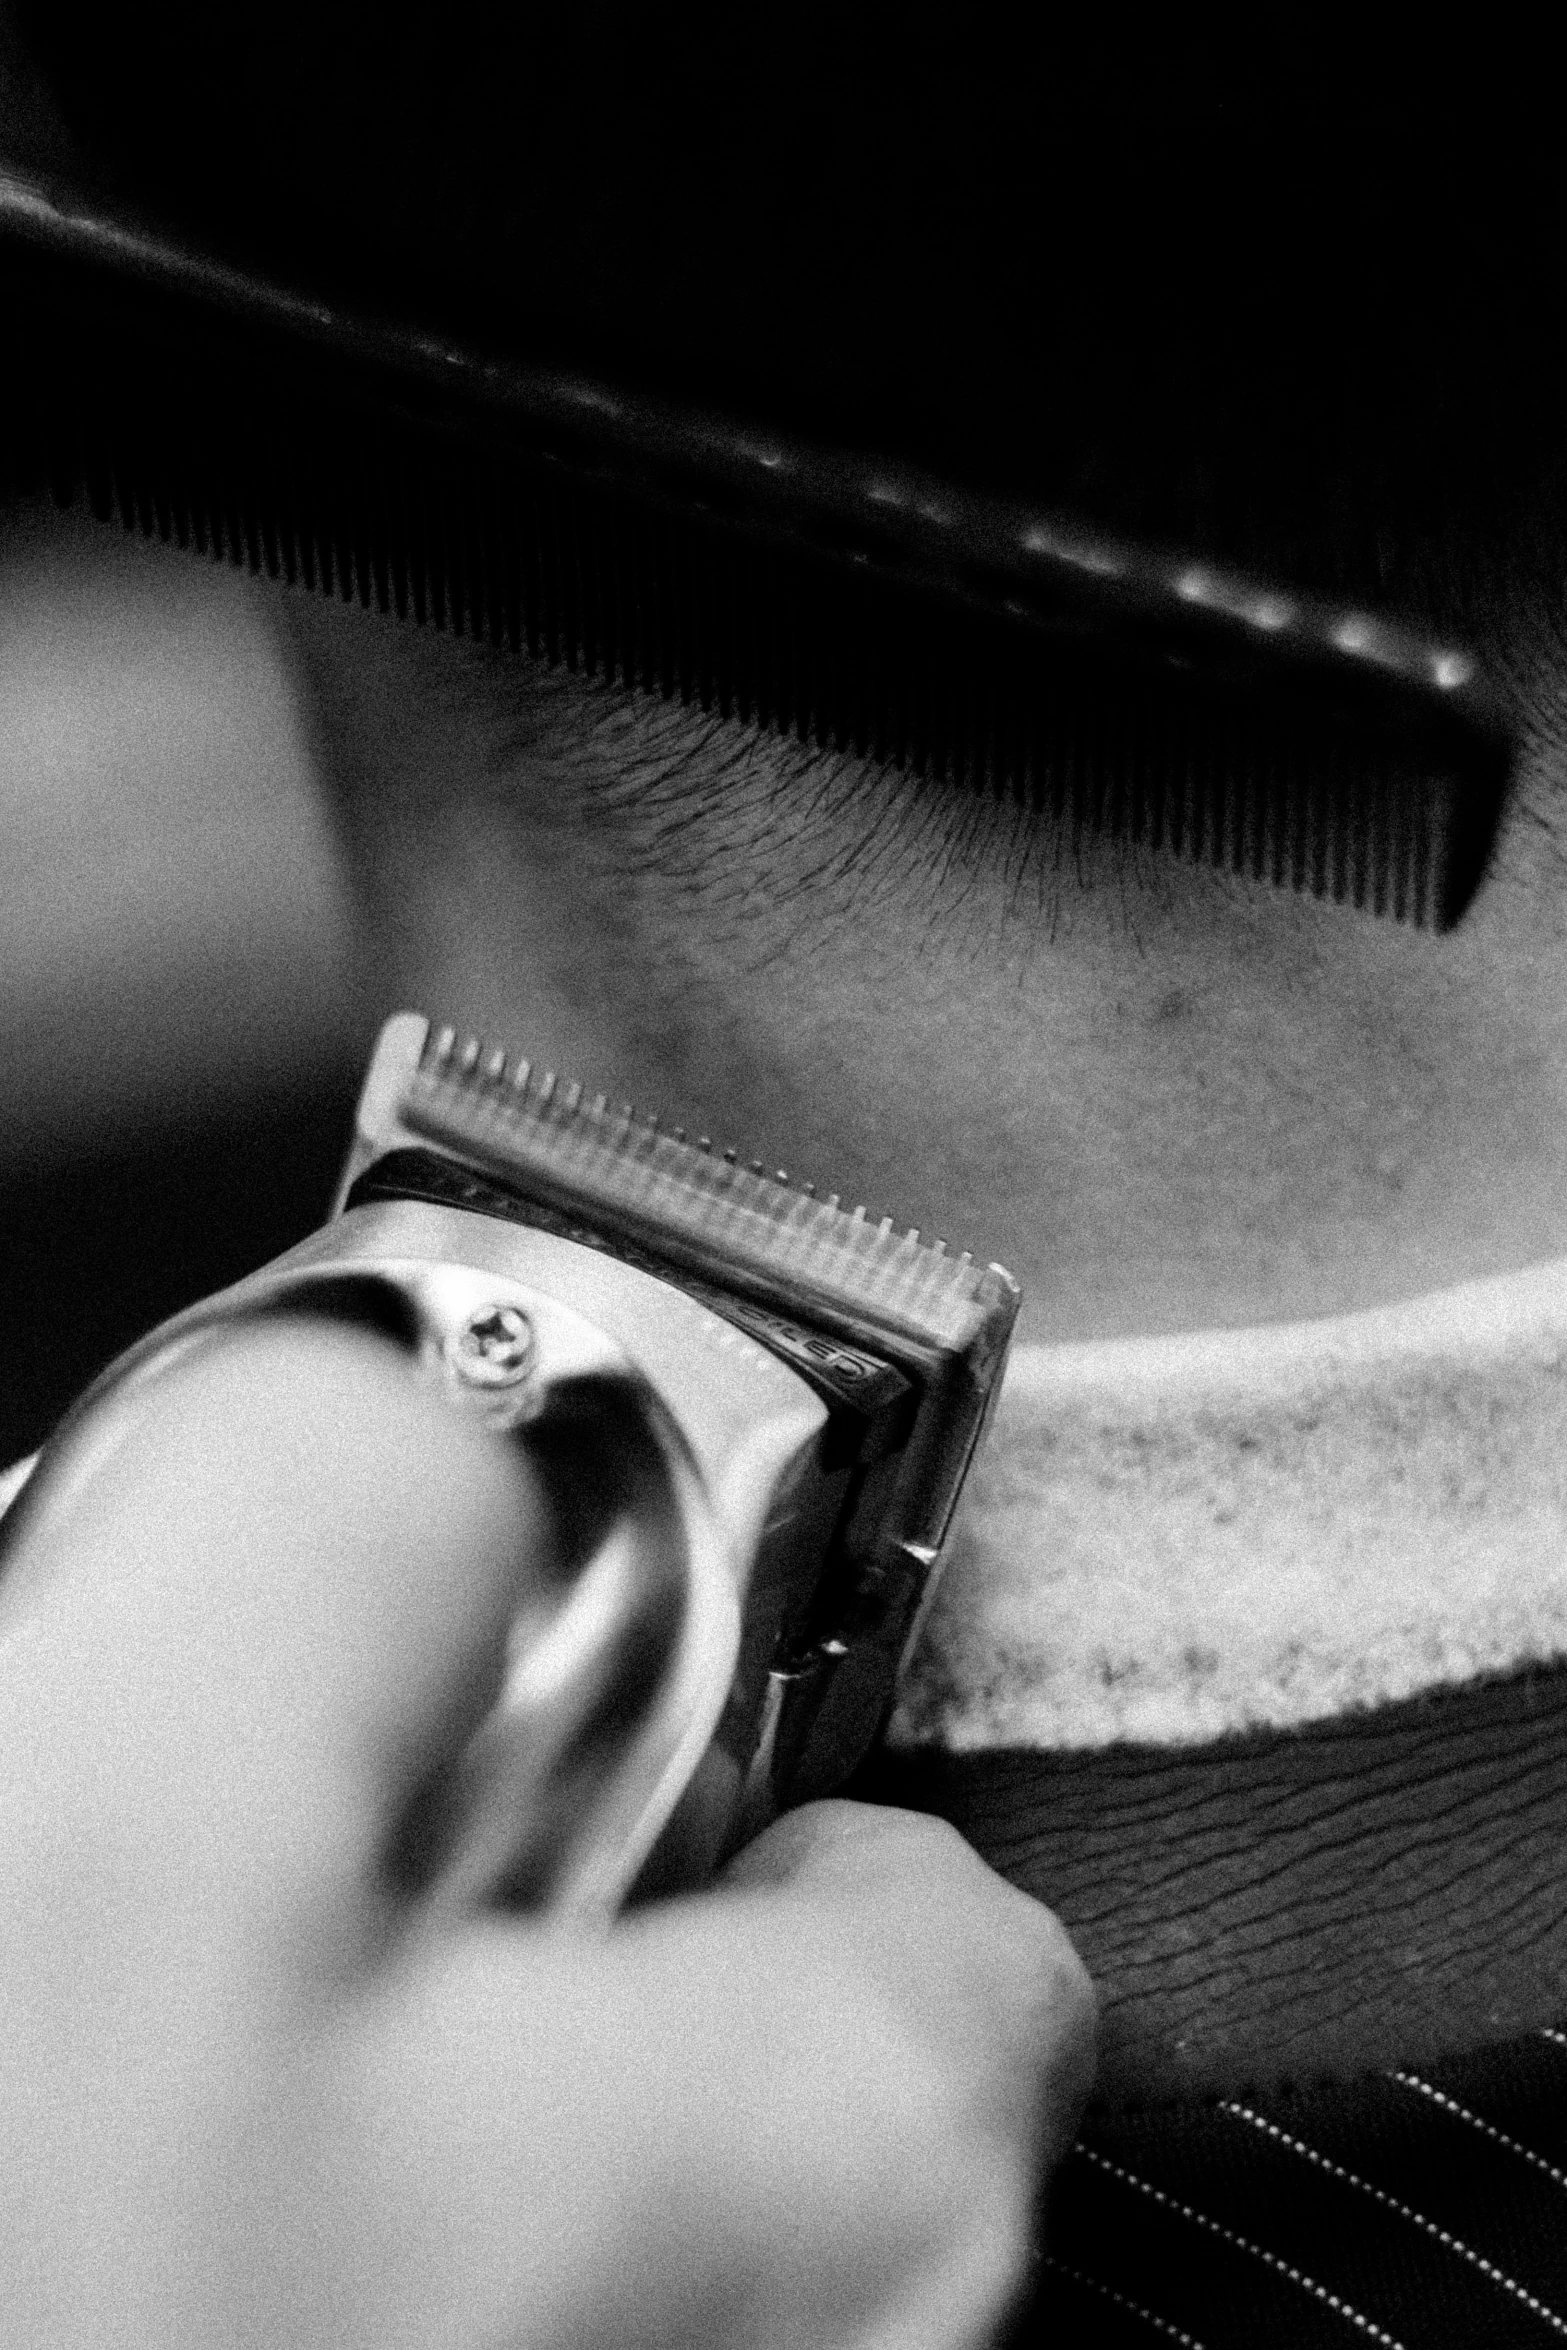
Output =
[{"x1": 0, "y1": 161, "x2": 1513, "y2": 930}]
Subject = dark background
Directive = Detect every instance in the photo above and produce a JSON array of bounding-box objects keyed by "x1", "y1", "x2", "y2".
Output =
[{"x1": 0, "y1": 1091, "x2": 353, "y2": 1463}]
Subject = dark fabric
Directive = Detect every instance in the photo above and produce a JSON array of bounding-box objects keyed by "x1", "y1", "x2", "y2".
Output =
[
  {"x1": 1016, "y1": 2027, "x2": 1567, "y2": 2346},
  {"x1": 863, "y1": 1683, "x2": 1567, "y2": 2339},
  {"x1": 864, "y1": 1674, "x2": 1567, "y2": 2098}
]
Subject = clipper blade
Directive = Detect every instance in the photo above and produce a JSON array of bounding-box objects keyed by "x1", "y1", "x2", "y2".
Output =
[{"x1": 342, "y1": 1015, "x2": 1019, "y2": 1380}]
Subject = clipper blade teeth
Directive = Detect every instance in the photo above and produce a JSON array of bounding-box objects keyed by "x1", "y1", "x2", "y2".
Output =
[{"x1": 404, "y1": 1022, "x2": 1014, "y2": 1348}]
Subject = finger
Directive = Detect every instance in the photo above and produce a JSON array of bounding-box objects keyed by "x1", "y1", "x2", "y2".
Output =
[
  {"x1": 304, "y1": 1802, "x2": 1095, "y2": 2350},
  {"x1": 720, "y1": 1798, "x2": 1097, "y2": 2170},
  {"x1": 0, "y1": 1316, "x2": 552, "y2": 1926}
]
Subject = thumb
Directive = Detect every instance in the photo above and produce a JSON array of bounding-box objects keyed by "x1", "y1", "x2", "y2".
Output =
[{"x1": 0, "y1": 1313, "x2": 553, "y2": 1932}]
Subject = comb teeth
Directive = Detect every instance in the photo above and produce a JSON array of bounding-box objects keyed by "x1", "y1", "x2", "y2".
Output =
[
  {"x1": 59, "y1": 413, "x2": 1485, "y2": 925},
  {"x1": 2, "y1": 171, "x2": 1509, "y2": 935},
  {"x1": 406, "y1": 1026, "x2": 1005, "y2": 1345},
  {"x1": 48, "y1": 404, "x2": 1494, "y2": 925}
]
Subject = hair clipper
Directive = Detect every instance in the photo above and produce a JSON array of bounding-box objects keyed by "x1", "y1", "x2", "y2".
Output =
[{"x1": 0, "y1": 1013, "x2": 1019, "y2": 1923}]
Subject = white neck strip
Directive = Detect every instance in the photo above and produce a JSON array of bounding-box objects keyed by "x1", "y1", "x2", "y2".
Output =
[{"x1": 891, "y1": 1256, "x2": 1567, "y2": 1752}]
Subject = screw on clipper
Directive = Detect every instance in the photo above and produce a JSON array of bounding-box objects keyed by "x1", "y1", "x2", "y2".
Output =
[{"x1": 448, "y1": 1302, "x2": 536, "y2": 1388}]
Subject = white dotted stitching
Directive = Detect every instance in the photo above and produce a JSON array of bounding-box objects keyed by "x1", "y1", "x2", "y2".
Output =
[
  {"x1": 1392, "y1": 2071, "x2": 1567, "y2": 2196},
  {"x1": 1040, "y1": 2253, "x2": 1207, "y2": 2346},
  {"x1": 1222, "y1": 2101, "x2": 1567, "y2": 2337},
  {"x1": 1075, "y1": 2145, "x2": 1405, "y2": 2346}
]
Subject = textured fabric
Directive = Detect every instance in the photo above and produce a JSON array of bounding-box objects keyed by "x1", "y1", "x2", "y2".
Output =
[
  {"x1": 866, "y1": 1668, "x2": 1567, "y2": 2100},
  {"x1": 1015, "y1": 2027, "x2": 1567, "y2": 2346},
  {"x1": 894, "y1": 1289, "x2": 1567, "y2": 1754},
  {"x1": 866, "y1": 1674, "x2": 1567, "y2": 2339}
]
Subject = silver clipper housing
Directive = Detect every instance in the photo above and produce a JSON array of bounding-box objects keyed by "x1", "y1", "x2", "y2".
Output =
[{"x1": 4, "y1": 1013, "x2": 1020, "y2": 1921}]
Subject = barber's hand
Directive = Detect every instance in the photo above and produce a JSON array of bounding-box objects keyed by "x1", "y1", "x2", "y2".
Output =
[{"x1": 0, "y1": 1320, "x2": 1095, "y2": 2349}]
